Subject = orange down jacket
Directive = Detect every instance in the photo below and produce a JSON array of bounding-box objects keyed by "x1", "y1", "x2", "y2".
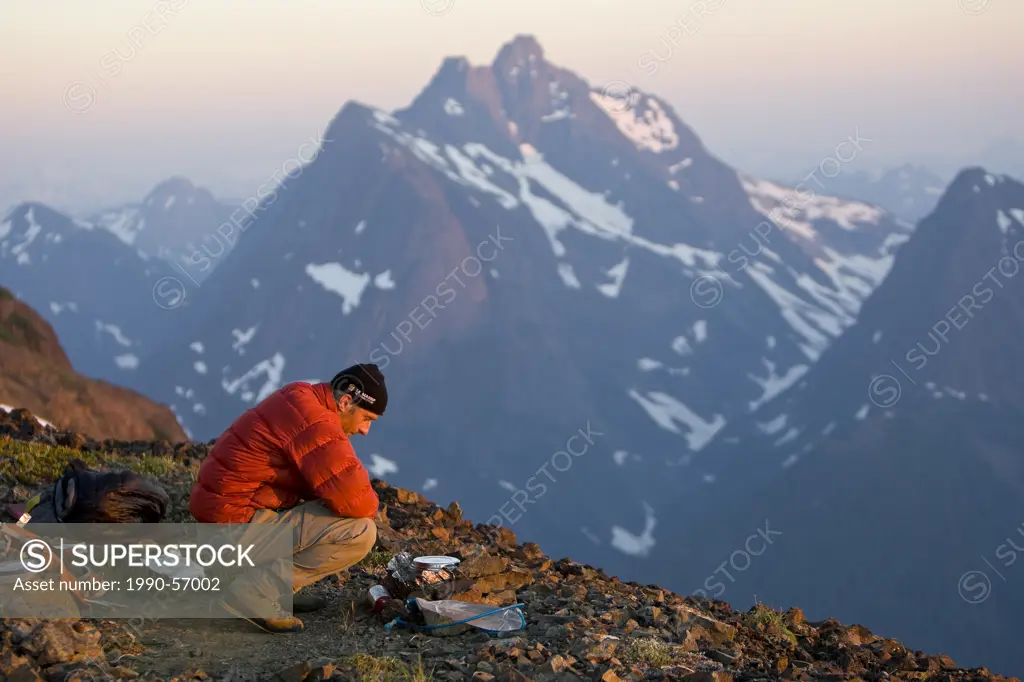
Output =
[{"x1": 189, "y1": 381, "x2": 379, "y2": 523}]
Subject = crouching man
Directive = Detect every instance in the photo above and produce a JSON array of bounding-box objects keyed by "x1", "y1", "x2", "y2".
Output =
[{"x1": 189, "y1": 363, "x2": 388, "y2": 634}]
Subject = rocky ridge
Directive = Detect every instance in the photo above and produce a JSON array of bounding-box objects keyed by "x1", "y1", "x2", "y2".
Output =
[
  {"x1": 0, "y1": 407, "x2": 1016, "y2": 682},
  {"x1": 0, "y1": 287, "x2": 187, "y2": 442}
]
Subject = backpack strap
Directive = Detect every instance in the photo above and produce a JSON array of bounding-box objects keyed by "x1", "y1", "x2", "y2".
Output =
[{"x1": 53, "y1": 464, "x2": 79, "y2": 521}]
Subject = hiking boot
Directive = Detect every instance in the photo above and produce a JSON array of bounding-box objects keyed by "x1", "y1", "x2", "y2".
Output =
[
  {"x1": 292, "y1": 593, "x2": 326, "y2": 613},
  {"x1": 241, "y1": 616, "x2": 305, "y2": 634},
  {"x1": 218, "y1": 593, "x2": 304, "y2": 634}
]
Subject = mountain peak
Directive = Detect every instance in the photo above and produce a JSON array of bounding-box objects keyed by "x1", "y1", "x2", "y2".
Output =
[
  {"x1": 142, "y1": 176, "x2": 218, "y2": 211},
  {"x1": 149, "y1": 176, "x2": 197, "y2": 194},
  {"x1": 405, "y1": 36, "x2": 545, "y2": 117},
  {"x1": 941, "y1": 166, "x2": 1023, "y2": 201},
  {"x1": 493, "y1": 34, "x2": 545, "y2": 68},
  {"x1": 439, "y1": 55, "x2": 470, "y2": 74},
  {"x1": 929, "y1": 166, "x2": 1022, "y2": 225},
  {"x1": 321, "y1": 100, "x2": 384, "y2": 147},
  {"x1": 946, "y1": 165, "x2": 992, "y2": 191}
]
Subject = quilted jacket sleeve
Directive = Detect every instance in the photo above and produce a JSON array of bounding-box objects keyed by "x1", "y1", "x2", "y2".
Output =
[{"x1": 287, "y1": 421, "x2": 380, "y2": 519}]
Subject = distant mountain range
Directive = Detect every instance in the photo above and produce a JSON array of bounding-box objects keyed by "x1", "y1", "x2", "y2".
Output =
[
  {"x1": 778, "y1": 163, "x2": 947, "y2": 224},
  {"x1": 87, "y1": 176, "x2": 236, "y2": 284},
  {"x1": 124, "y1": 33, "x2": 911, "y2": 575},
  {"x1": 642, "y1": 168, "x2": 1024, "y2": 676},
  {"x1": 1, "y1": 32, "x2": 914, "y2": 564},
  {"x1": 762, "y1": 138, "x2": 1024, "y2": 216},
  {"x1": 0, "y1": 178, "x2": 233, "y2": 385}
]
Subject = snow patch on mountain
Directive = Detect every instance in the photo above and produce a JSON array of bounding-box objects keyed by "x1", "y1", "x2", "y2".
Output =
[
  {"x1": 746, "y1": 267, "x2": 831, "y2": 361},
  {"x1": 627, "y1": 389, "x2": 725, "y2": 451},
  {"x1": 672, "y1": 336, "x2": 692, "y2": 356},
  {"x1": 541, "y1": 81, "x2": 574, "y2": 122},
  {"x1": 95, "y1": 321, "x2": 133, "y2": 348},
  {"x1": 231, "y1": 327, "x2": 257, "y2": 354},
  {"x1": 8, "y1": 207, "x2": 44, "y2": 265},
  {"x1": 743, "y1": 178, "x2": 885, "y2": 235},
  {"x1": 610, "y1": 502, "x2": 658, "y2": 557},
  {"x1": 49, "y1": 302, "x2": 79, "y2": 315},
  {"x1": 749, "y1": 359, "x2": 809, "y2": 411},
  {"x1": 367, "y1": 454, "x2": 399, "y2": 478},
  {"x1": 221, "y1": 353, "x2": 286, "y2": 404},
  {"x1": 597, "y1": 258, "x2": 629, "y2": 298},
  {"x1": 636, "y1": 357, "x2": 690, "y2": 377},
  {"x1": 668, "y1": 158, "x2": 693, "y2": 174},
  {"x1": 741, "y1": 176, "x2": 908, "y2": 321},
  {"x1": 588, "y1": 93, "x2": 679, "y2": 154},
  {"x1": 758, "y1": 413, "x2": 788, "y2": 435},
  {"x1": 443, "y1": 98, "x2": 464, "y2": 116},
  {"x1": 773, "y1": 427, "x2": 801, "y2": 447},
  {"x1": 0, "y1": 404, "x2": 53, "y2": 428},
  {"x1": 306, "y1": 262, "x2": 372, "y2": 314},
  {"x1": 91, "y1": 207, "x2": 143, "y2": 246},
  {"x1": 114, "y1": 353, "x2": 139, "y2": 369},
  {"x1": 557, "y1": 263, "x2": 581, "y2": 289}
]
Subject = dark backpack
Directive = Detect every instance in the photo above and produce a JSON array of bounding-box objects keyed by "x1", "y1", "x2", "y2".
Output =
[{"x1": 27, "y1": 459, "x2": 170, "y2": 524}]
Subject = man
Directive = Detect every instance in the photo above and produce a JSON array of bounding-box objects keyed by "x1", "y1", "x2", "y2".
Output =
[{"x1": 189, "y1": 363, "x2": 387, "y2": 634}]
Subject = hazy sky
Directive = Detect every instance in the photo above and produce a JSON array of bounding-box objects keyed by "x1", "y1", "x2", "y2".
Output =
[{"x1": 2, "y1": 0, "x2": 1021, "y2": 213}]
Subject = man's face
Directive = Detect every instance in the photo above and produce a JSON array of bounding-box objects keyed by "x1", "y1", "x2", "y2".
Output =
[{"x1": 336, "y1": 395, "x2": 379, "y2": 436}]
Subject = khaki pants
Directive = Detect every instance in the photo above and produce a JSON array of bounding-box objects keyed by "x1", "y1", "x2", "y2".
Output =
[{"x1": 223, "y1": 500, "x2": 377, "y2": 617}]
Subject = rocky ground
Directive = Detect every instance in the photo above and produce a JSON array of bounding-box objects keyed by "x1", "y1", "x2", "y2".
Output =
[{"x1": 0, "y1": 407, "x2": 1018, "y2": 682}]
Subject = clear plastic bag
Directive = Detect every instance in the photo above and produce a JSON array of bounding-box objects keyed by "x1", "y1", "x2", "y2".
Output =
[{"x1": 413, "y1": 598, "x2": 526, "y2": 636}]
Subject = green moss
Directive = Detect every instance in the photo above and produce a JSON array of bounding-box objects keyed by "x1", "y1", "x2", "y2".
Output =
[
  {"x1": 622, "y1": 638, "x2": 674, "y2": 667},
  {"x1": 0, "y1": 287, "x2": 14, "y2": 301},
  {"x1": 339, "y1": 653, "x2": 432, "y2": 681},
  {"x1": 0, "y1": 436, "x2": 187, "y2": 486},
  {"x1": 745, "y1": 603, "x2": 798, "y2": 645},
  {"x1": 0, "y1": 312, "x2": 46, "y2": 353},
  {"x1": 359, "y1": 549, "x2": 393, "y2": 570}
]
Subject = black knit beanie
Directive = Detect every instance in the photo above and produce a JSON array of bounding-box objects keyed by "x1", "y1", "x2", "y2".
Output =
[{"x1": 330, "y1": 363, "x2": 387, "y2": 415}]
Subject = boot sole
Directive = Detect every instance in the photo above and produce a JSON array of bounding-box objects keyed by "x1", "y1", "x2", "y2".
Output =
[{"x1": 219, "y1": 597, "x2": 304, "y2": 634}]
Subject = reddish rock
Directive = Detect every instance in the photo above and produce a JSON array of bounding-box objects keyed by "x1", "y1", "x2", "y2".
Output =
[{"x1": 460, "y1": 554, "x2": 511, "y2": 578}]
